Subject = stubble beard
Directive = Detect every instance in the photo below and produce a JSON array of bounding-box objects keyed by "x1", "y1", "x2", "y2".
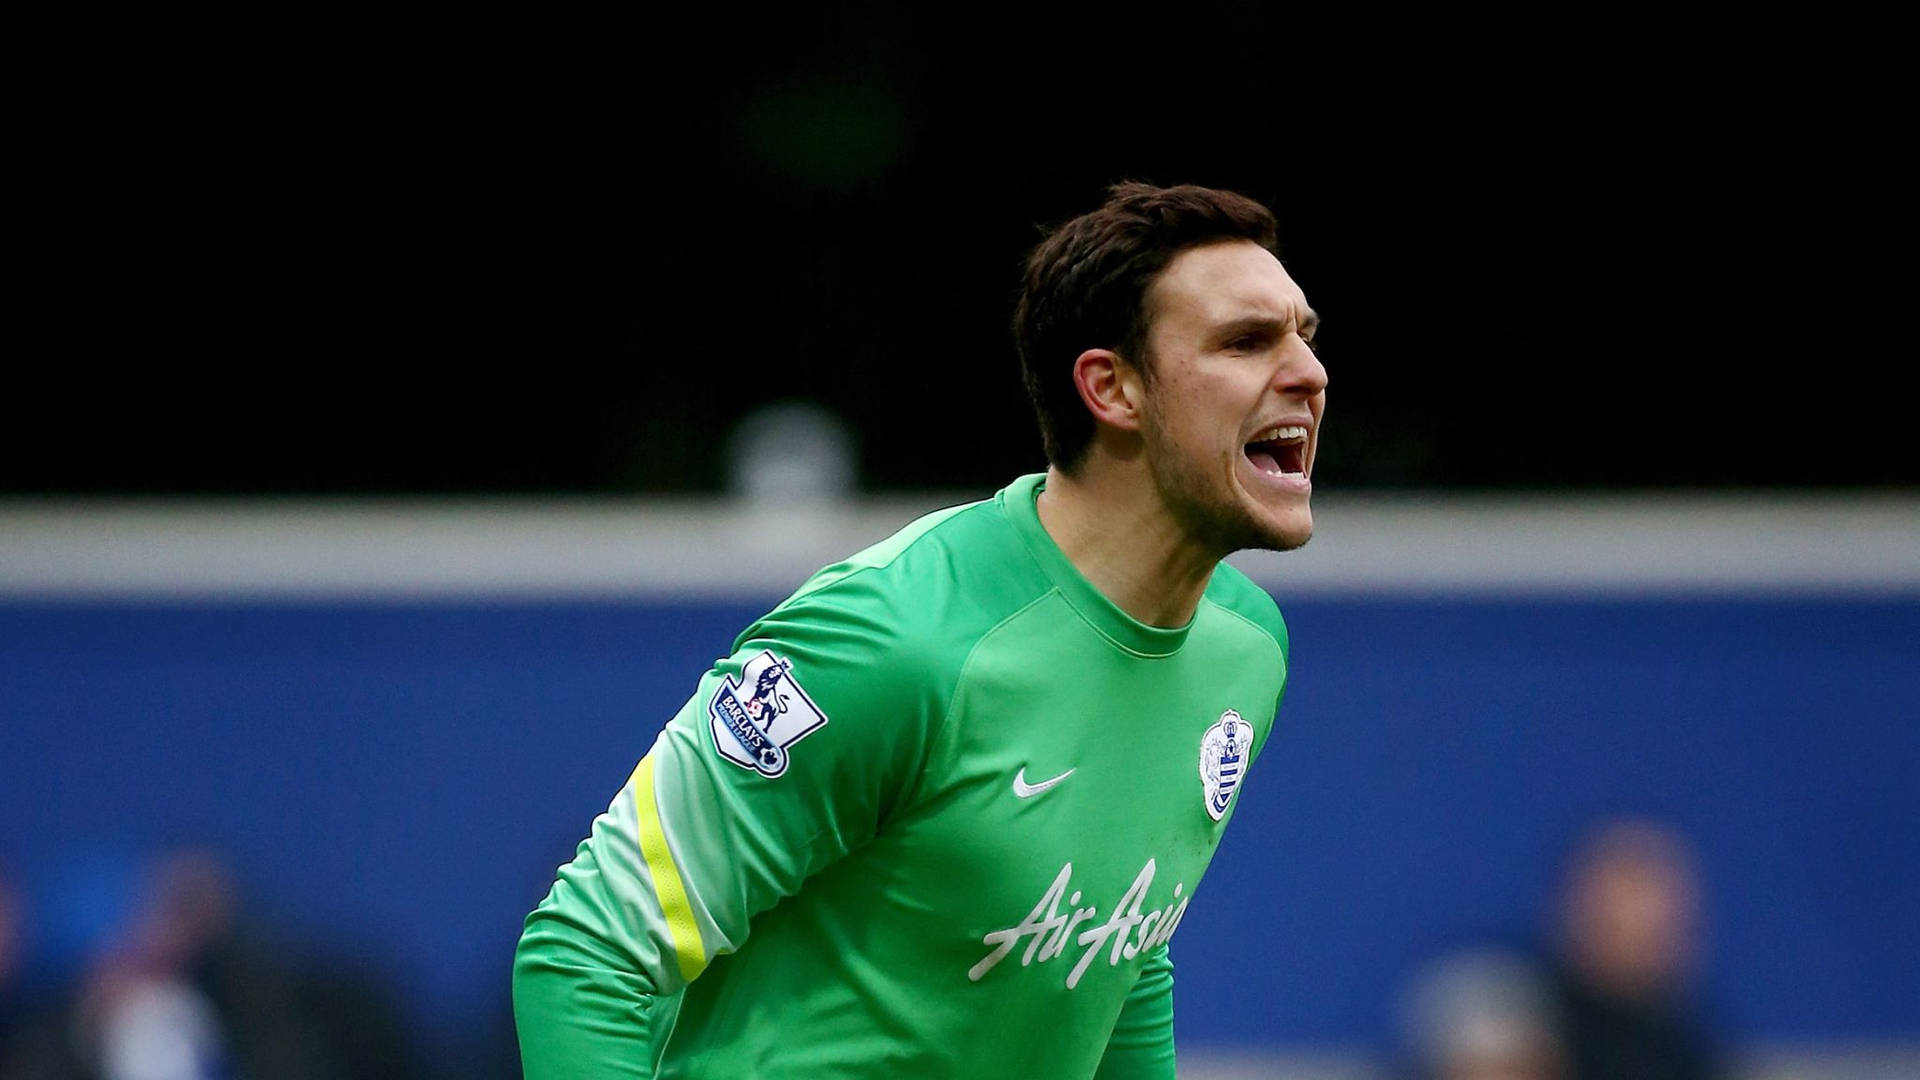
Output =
[{"x1": 1144, "y1": 426, "x2": 1313, "y2": 559}]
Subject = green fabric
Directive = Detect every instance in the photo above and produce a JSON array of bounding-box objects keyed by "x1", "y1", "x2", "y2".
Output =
[
  {"x1": 515, "y1": 473, "x2": 1290, "y2": 1078},
  {"x1": 1093, "y1": 946, "x2": 1177, "y2": 1080}
]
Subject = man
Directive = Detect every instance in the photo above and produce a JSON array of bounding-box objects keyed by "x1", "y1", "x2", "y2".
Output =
[
  {"x1": 514, "y1": 182, "x2": 1327, "y2": 1078},
  {"x1": 1550, "y1": 820, "x2": 1717, "y2": 1080}
]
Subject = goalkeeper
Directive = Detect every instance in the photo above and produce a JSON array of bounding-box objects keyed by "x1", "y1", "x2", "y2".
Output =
[{"x1": 514, "y1": 182, "x2": 1327, "y2": 1078}]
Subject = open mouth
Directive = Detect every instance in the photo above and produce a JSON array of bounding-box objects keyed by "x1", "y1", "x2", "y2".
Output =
[{"x1": 1244, "y1": 425, "x2": 1309, "y2": 478}]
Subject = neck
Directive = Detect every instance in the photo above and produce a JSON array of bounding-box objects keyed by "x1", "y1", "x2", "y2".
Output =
[{"x1": 1035, "y1": 462, "x2": 1221, "y2": 628}]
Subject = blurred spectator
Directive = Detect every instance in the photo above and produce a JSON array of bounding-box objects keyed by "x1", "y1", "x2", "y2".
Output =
[
  {"x1": 1403, "y1": 947, "x2": 1568, "y2": 1080},
  {"x1": 1, "y1": 849, "x2": 421, "y2": 1080},
  {"x1": 726, "y1": 400, "x2": 857, "y2": 504},
  {"x1": 1549, "y1": 819, "x2": 1718, "y2": 1080},
  {"x1": 2, "y1": 867, "x2": 24, "y2": 1062}
]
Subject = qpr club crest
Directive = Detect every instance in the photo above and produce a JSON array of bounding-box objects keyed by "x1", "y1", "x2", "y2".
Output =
[
  {"x1": 707, "y1": 650, "x2": 829, "y2": 778},
  {"x1": 1198, "y1": 709, "x2": 1252, "y2": 821}
]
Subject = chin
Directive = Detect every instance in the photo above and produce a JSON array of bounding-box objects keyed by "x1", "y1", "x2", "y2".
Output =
[
  {"x1": 1253, "y1": 511, "x2": 1314, "y2": 553},
  {"x1": 1204, "y1": 497, "x2": 1313, "y2": 556},
  {"x1": 1233, "y1": 482, "x2": 1314, "y2": 553}
]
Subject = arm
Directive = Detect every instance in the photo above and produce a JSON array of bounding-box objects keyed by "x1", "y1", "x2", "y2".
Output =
[
  {"x1": 514, "y1": 587, "x2": 940, "y2": 1078},
  {"x1": 1092, "y1": 943, "x2": 1176, "y2": 1080},
  {"x1": 511, "y1": 753, "x2": 699, "y2": 1079}
]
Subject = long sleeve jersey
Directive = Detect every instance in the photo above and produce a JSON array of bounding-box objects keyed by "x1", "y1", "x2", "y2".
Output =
[{"x1": 513, "y1": 473, "x2": 1291, "y2": 1078}]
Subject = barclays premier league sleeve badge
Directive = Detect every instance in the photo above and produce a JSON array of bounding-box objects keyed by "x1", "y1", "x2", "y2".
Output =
[
  {"x1": 708, "y1": 650, "x2": 829, "y2": 778},
  {"x1": 1199, "y1": 709, "x2": 1251, "y2": 821}
]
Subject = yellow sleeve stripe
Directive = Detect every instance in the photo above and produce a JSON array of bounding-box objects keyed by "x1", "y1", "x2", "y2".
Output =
[{"x1": 630, "y1": 753, "x2": 708, "y2": 983}]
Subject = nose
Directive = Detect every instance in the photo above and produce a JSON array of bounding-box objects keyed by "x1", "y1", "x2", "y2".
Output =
[{"x1": 1277, "y1": 335, "x2": 1328, "y2": 397}]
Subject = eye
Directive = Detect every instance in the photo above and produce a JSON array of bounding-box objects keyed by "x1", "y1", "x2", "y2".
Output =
[{"x1": 1225, "y1": 330, "x2": 1274, "y2": 353}]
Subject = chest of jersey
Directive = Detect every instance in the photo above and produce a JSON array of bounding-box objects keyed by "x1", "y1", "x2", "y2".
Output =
[{"x1": 836, "y1": 593, "x2": 1284, "y2": 995}]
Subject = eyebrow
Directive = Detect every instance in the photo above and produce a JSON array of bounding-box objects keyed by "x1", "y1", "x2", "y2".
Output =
[{"x1": 1216, "y1": 309, "x2": 1320, "y2": 340}]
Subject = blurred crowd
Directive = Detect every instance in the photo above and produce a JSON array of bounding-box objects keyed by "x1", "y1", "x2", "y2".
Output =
[
  {"x1": 0, "y1": 850, "x2": 419, "y2": 1080},
  {"x1": 3, "y1": 821, "x2": 1718, "y2": 1080},
  {"x1": 1403, "y1": 820, "x2": 1718, "y2": 1080}
]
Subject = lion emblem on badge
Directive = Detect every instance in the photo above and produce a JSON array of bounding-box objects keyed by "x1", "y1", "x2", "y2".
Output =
[{"x1": 708, "y1": 651, "x2": 829, "y2": 778}]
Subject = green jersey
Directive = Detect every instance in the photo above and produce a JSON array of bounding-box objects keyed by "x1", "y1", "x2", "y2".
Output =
[{"x1": 514, "y1": 473, "x2": 1291, "y2": 1079}]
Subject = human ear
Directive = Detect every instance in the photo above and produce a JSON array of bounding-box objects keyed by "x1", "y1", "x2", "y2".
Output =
[{"x1": 1071, "y1": 348, "x2": 1146, "y2": 433}]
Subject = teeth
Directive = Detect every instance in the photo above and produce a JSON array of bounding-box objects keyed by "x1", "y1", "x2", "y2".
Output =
[
  {"x1": 1247, "y1": 424, "x2": 1310, "y2": 478},
  {"x1": 1254, "y1": 425, "x2": 1308, "y2": 442}
]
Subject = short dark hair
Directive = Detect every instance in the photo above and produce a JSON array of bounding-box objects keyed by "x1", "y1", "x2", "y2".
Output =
[{"x1": 1012, "y1": 182, "x2": 1280, "y2": 472}]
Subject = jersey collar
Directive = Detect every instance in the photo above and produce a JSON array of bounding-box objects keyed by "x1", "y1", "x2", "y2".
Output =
[{"x1": 999, "y1": 473, "x2": 1195, "y2": 658}]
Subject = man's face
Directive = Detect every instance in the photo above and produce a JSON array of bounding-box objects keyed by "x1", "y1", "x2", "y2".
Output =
[{"x1": 1134, "y1": 239, "x2": 1327, "y2": 556}]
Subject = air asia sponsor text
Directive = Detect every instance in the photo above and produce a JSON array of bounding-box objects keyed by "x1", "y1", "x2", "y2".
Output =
[{"x1": 968, "y1": 859, "x2": 1188, "y2": 988}]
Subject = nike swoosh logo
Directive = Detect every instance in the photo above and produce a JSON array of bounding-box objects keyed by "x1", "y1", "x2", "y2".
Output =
[{"x1": 1012, "y1": 766, "x2": 1076, "y2": 799}]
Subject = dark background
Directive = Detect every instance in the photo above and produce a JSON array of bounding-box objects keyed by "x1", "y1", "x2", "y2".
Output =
[{"x1": 11, "y1": 12, "x2": 1908, "y2": 495}]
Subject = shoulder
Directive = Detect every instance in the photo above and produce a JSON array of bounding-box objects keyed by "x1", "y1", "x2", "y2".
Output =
[
  {"x1": 1200, "y1": 561, "x2": 1289, "y2": 663},
  {"x1": 735, "y1": 495, "x2": 1054, "y2": 689},
  {"x1": 787, "y1": 496, "x2": 1034, "y2": 606}
]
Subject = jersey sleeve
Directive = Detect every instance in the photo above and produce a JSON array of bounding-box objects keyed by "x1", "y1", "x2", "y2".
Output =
[
  {"x1": 513, "y1": 580, "x2": 945, "y2": 1078},
  {"x1": 1091, "y1": 943, "x2": 1176, "y2": 1080},
  {"x1": 1205, "y1": 565, "x2": 1291, "y2": 763}
]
